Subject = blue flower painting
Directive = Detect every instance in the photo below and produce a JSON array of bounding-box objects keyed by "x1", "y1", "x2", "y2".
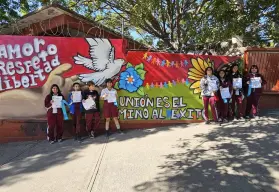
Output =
[
  {"x1": 114, "y1": 63, "x2": 146, "y2": 96},
  {"x1": 119, "y1": 67, "x2": 143, "y2": 93}
]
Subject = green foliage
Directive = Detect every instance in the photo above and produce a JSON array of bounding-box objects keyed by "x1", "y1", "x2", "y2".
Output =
[{"x1": 1, "y1": 0, "x2": 279, "y2": 52}]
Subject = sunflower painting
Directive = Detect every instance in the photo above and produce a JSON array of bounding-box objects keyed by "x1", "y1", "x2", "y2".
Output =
[{"x1": 188, "y1": 58, "x2": 214, "y2": 95}]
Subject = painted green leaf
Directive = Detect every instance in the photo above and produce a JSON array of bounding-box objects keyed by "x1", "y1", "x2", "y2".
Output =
[
  {"x1": 135, "y1": 63, "x2": 144, "y2": 70},
  {"x1": 114, "y1": 82, "x2": 119, "y2": 89},
  {"x1": 137, "y1": 69, "x2": 146, "y2": 80},
  {"x1": 137, "y1": 87, "x2": 144, "y2": 96},
  {"x1": 126, "y1": 63, "x2": 133, "y2": 68}
]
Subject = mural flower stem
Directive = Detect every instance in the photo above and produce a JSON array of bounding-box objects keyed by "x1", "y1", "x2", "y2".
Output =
[{"x1": 115, "y1": 63, "x2": 146, "y2": 96}]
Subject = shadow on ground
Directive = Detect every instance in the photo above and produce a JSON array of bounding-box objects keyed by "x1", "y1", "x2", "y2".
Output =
[
  {"x1": 134, "y1": 116, "x2": 279, "y2": 192},
  {"x1": 0, "y1": 124, "x2": 188, "y2": 188}
]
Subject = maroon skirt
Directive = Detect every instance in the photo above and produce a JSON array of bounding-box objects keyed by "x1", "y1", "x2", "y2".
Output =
[{"x1": 103, "y1": 100, "x2": 118, "y2": 118}]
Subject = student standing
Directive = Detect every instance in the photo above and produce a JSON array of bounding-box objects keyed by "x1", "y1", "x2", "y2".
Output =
[
  {"x1": 101, "y1": 78, "x2": 122, "y2": 137},
  {"x1": 245, "y1": 65, "x2": 266, "y2": 118},
  {"x1": 68, "y1": 83, "x2": 83, "y2": 141},
  {"x1": 229, "y1": 64, "x2": 244, "y2": 119},
  {"x1": 200, "y1": 67, "x2": 220, "y2": 124},
  {"x1": 217, "y1": 70, "x2": 232, "y2": 123},
  {"x1": 44, "y1": 84, "x2": 65, "y2": 144},
  {"x1": 83, "y1": 81, "x2": 100, "y2": 138}
]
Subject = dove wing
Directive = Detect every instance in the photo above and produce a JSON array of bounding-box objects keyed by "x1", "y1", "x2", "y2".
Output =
[{"x1": 86, "y1": 38, "x2": 114, "y2": 71}]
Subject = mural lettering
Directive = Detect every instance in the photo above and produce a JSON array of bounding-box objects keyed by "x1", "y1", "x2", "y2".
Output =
[
  {"x1": 118, "y1": 95, "x2": 204, "y2": 120},
  {"x1": 0, "y1": 36, "x2": 241, "y2": 121},
  {"x1": 0, "y1": 38, "x2": 60, "y2": 91}
]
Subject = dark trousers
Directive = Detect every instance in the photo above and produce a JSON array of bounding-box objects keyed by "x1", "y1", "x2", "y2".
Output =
[
  {"x1": 245, "y1": 92, "x2": 261, "y2": 116},
  {"x1": 231, "y1": 93, "x2": 243, "y2": 118},
  {"x1": 71, "y1": 113, "x2": 81, "y2": 134},
  {"x1": 85, "y1": 112, "x2": 100, "y2": 132},
  {"x1": 218, "y1": 99, "x2": 229, "y2": 120},
  {"x1": 47, "y1": 111, "x2": 64, "y2": 141},
  {"x1": 203, "y1": 96, "x2": 218, "y2": 121}
]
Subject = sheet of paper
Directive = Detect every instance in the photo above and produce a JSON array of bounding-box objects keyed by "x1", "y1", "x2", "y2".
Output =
[
  {"x1": 208, "y1": 80, "x2": 218, "y2": 91},
  {"x1": 220, "y1": 87, "x2": 231, "y2": 99},
  {"x1": 72, "y1": 91, "x2": 82, "y2": 103},
  {"x1": 107, "y1": 92, "x2": 117, "y2": 103},
  {"x1": 82, "y1": 98, "x2": 96, "y2": 110},
  {"x1": 52, "y1": 96, "x2": 62, "y2": 108},
  {"x1": 251, "y1": 77, "x2": 262, "y2": 88},
  {"x1": 233, "y1": 78, "x2": 242, "y2": 88}
]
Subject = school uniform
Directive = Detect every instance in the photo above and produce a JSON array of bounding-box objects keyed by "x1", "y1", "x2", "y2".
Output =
[
  {"x1": 68, "y1": 92, "x2": 83, "y2": 136},
  {"x1": 230, "y1": 72, "x2": 244, "y2": 118},
  {"x1": 101, "y1": 88, "x2": 118, "y2": 118},
  {"x1": 217, "y1": 78, "x2": 232, "y2": 121},
  {"x1": 44, "y1": 94, "x2": 65, "y2": 141},
  {"x1": 200, "y1": 75, "x2": 219, "y2": 122},
  {"x1": 245, "y1": 73, "x2": 266, "y2": 117},
  {"x1": 83, "y1": 90, "x2": 100, "y2": 133}
]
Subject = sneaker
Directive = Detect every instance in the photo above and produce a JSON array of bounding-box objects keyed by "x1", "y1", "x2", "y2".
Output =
[
  {"x1": 50, "y1": 141, "x2": 55, "y2": 144},
  {"x1": 117, "y1": 130, "x2": 123, "y2": 134},
  {"x1": 88, "y1": 132, "x2": 94, "y2": 138},
  {"x1": 58, "y1": 139, "x2": 63, "y2": 143},
  {"x1": 90, "y1": 131, "x2": 95, "y2": 138},
  {"x1": 218, "y1": 118, "x2": 222, "y2": 122},
  {"x1": 244, "y1": 116, "x2": 250, "y2": 119},
  {"x1": 205, "y1": 120, "x2": 210, "y2": 125},
  {"x1": 223, "y1": 119, "x2": 229, "y2": 123},
  {"x1": 239, "y1": 117, "x2": 245, "y2": 120}
]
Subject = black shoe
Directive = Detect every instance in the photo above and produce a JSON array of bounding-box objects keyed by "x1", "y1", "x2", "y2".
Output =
[
  {"x1": 244, "y1": 116, "x2": 250, "y2": 119},
  {"x1": 205, "y1": 120, "x2": 210, "y2": 124},
  {"x1": 77, "y1": 136, "x2": 82, "y2": 142},
  {"x1": 106, "y1": 131, "x2": 110, "y2": 137},
  {"x1": 117, "y1": 129, "x2": 123, "y2": 134}
]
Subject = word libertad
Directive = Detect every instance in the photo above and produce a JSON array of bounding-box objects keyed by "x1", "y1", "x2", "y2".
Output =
[{"x1": 0, "y1": 38, "x2": 60, "y2": 91}]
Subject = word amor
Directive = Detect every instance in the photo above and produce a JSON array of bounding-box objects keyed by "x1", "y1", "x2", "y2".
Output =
[{"x1": 0, "y1": 38, "x2": 60, "y2": 91}]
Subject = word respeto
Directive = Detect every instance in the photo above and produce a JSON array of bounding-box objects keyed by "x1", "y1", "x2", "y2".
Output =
[{"x1": 0, "y1": 38, "x2": 60, "y2": 91}]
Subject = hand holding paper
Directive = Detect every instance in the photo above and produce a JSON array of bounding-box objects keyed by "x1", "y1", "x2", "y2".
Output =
[
  {"x1": 107, "y1": 92, "x2": 117, "y2": 103},
  {"x1": 233, "y1": 78, "x2": 242, "y2": 89},
  {"x1": 72, "y1": 91, "x2": 82, "y2": 103},
  {"x1": 52, "y1": 96, "x2": 62, "y2": 108},
  {"x1": 250, "y1": 77, "x2": 262, "y2": 88},
  {"x1": 82, "y1": 97, "x2": 96, "y2": 110},
  {"x1": 220, "y1": 87, "x2": 231, "y2": 99}
]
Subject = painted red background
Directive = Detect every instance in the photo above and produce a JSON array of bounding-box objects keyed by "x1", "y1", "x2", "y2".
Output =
[
  {"x1": 0, "y1": 36, "x2": 125, "y2": 90},
  {"x1": 0, "y1": 36, "x2": 240, "y2": 91},
  {"x1": 125, "y1": 52, "x2": 240, "y2": 85}
]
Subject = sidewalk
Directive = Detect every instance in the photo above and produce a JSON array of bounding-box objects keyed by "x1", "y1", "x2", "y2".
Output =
[{"x1": 1, "y1": 116, "x2": 279, "y2": 192}]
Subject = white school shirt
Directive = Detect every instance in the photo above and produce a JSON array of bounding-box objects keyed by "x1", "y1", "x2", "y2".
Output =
[{"x1": 101, "y1": 88, "x2": 117, "y2": 103}]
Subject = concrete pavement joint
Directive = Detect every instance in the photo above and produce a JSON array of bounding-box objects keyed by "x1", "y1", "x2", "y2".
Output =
[{"x1": 86, "y1": 137, "x2": 109, "y2": 192}]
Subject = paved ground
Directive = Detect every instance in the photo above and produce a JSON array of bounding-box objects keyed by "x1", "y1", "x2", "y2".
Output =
[{"x1": 1, "y1": 116, "x2": 279, "y2": 192}]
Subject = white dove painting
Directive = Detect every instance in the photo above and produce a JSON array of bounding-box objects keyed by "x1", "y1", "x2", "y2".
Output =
[{"x1": 74, "y1": 38, "x2": 126, "y2": 86}]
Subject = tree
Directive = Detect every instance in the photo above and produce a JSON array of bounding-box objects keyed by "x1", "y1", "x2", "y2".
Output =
[{"x1": 1, "y1": 0, "x2": 279, "y2": 53}]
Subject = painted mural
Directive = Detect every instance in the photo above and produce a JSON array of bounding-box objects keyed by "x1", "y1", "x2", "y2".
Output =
[{"x1": 0, "y1": 35, "x2": 240, "y2": 121}]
